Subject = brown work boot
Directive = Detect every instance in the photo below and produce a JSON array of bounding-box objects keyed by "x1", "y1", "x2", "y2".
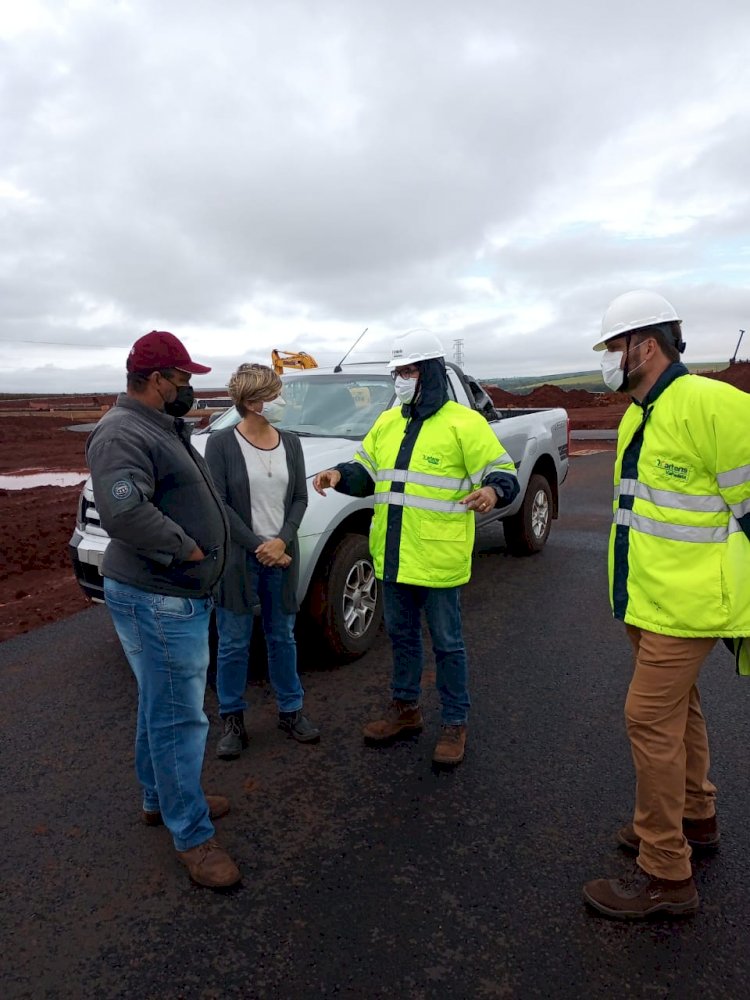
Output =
[
  {"x1": 583, "y1": 865, "x2": 699, "y2": 920},
  {"x1": 617, "y1": 814, "x2": 720, "y2": 853},
  {"x1": 176, "y1": 837, "x2": 241, "y2": 888},
  {"x1": 362, "y1": 700, "x2": 424, "y2": 743},
  {"x1": 683, "y1": 815, "x2": 721, "y2": 848},
  {"x1": 432, "y1": 724, "x2": 467, "y2": 766},
  {"x1": 143, "y1": 794, "x2": 230, "y2": 827}
]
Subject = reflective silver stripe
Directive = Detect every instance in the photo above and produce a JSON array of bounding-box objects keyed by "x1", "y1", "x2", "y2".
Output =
[
  {"x1": 374, "y1": 492, "x2": 470, "y2": 514},
  {"x1": 354, "y1": 449, "x2": 377, "y2": 480},
  {"x1": 614, "y1": 508, "x2": 743, "y2": 543},
  {"x1": 468, "y1": 454, "x2": 515, "y2": 482},
  {"x1": 730, "y1": 497, "x2": 750, "y2": 519},
  {"x1": 377, "y1": 468, "x2": 470, "y2": 490},
  {"x1": 617, "y1": 478, "x2": 728, "y2": 513},
  {"x1": 717, "y1": 464, "x2": 750, "y2": 490}
]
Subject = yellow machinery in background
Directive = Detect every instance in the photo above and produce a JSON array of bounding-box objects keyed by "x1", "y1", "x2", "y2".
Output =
[
  {"x1": 271, "y1": 346, "x2": 371, "y2": 408},
  {"x1": 271, "y1": 350, "x2": 319, "y2": 375}
]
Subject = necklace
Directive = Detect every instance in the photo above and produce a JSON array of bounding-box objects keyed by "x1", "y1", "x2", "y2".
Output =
[
  {"x1": 252, "y1": 443, "x2": 274, "y2": 478},
  {"x1": 236, "y1": 427, "x2": 278, "y2": 477}
]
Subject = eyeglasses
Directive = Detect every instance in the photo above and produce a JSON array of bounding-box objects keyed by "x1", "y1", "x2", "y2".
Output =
[{"x1": 391, "y1": 365, "x2": 420, "y2": 381}]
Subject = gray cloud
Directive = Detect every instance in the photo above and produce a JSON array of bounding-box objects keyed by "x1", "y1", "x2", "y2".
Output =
[{"x1": 1, "y1": 0, "x2": 750, "y2": 390}]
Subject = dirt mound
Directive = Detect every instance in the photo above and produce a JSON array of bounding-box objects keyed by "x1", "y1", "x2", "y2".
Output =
[
  {"x1": 483, "y1": 385, "x2": 520, "y2": 406},
  {"x1": 704, "y1": 362, "x2": 750, "y2": 393},
  {"x1": 0, "y1": 483, "x2": 88, "y2": 642},
  {"x1": 0, "y1": 416, "x2": 90, "y2": 473},
  {"x1": 482, "y1": 383, "x2": 627, "y2": 431},
  {"x1": 0, "y1": 394, "x2": 116, "y2": 411},
  {"x1": 483, "y1": 383, "x2": 618, "y2": 409},
  {"x1": 525, "y1": 385, "x2": 602, "y2": 407}
]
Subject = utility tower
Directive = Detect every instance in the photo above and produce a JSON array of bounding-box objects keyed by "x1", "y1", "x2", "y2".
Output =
[{"x1": 453, "y1": 338, "x2": 464, "y2": 368}]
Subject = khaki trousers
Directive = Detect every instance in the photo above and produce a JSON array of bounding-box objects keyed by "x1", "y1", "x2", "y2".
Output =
[{"x1": 625, "y1": 626, "x2": 717, "y2": 880}]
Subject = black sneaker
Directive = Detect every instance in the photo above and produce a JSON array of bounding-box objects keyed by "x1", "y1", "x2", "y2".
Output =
[
  {"x1": 216, "y1": 713, "x2": 249, "y2": 760},
  {"x1": 278, "y1": 710, "x2": 321, "y2": 744}
]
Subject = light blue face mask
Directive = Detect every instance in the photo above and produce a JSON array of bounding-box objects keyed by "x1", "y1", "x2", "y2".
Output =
[{"x1": 394, "y1": 375, "x2": 417, "y2": 404}]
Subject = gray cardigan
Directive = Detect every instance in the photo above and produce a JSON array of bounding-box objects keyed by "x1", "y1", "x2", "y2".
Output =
[{"x1": 204, "y1": 426, "x2": 308, "y2": 614}]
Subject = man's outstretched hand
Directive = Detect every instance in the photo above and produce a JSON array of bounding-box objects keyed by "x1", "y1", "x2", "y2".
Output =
[{"x1": 313, "y1": 469, "x2": 342, "y2": 496}]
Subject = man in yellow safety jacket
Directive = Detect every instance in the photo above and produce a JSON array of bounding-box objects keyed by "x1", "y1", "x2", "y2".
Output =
[
  {"x1": 582, "y1": 290, "x2": 750, "y2": 920},
  {"x1": 313, "y1": 330, "x2": 519, "y2": 766}
]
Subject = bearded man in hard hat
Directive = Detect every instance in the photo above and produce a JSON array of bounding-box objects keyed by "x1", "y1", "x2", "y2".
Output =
[
  {"x1": 582, "y1": 291, "x2": 750, "y2": 920},
  {"x1": 313, "y1": 330, "x2": 519, "y2": 765}
]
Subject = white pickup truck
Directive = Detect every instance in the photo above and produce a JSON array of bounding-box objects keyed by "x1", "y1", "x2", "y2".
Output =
[{"x1": 69, "y1": 363, "x2": 569, "y2": 660}]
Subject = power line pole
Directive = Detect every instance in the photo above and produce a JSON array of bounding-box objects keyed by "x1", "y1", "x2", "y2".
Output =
[{"x1": 452, "y1": 338, "x2": 464, "y2": 368}]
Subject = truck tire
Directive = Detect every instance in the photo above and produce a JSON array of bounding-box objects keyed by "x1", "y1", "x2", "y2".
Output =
[
  {"x1": 306, "y1": 533, "x2": 383, "y2": 662},
  {"x1": 503, "y1": 473, "x2": 552, "y2": 556}
]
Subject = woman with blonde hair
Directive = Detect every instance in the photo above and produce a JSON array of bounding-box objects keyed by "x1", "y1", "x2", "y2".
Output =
[{"x1": 205, "y1": 363, "x2": 319, "y2": 757}]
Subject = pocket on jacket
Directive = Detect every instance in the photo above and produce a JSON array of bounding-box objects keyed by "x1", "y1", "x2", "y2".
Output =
[
  {"x1": 173, "y1": 549, "x2": 220, "y2": 590},
  {"x1": 418, "y1": 519, "x2": 468, "y2": 543}
]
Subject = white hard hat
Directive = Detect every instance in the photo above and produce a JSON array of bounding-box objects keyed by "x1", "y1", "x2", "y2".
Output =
[
  {"x1": 594, "y1": 290, "x2": 681, "y2": 351},
  {"x1": 388, "y1": 328, "x2": 445, "y2": 370}
]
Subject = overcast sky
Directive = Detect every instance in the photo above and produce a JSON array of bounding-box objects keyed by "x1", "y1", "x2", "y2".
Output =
[{"x1": 1, "y1": 0, "x2": 749, "y2": 393}]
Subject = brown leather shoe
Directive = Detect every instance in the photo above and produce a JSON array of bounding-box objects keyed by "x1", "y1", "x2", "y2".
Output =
[
  {"x1": 176, "y1": 837, "x2": 241, "y2": 888},
  {"x1": 432, "y1": 724, "x2": 467, "y2": 765},
  {"x1": 583, "y1": 865, "x2": 698, "y2": 920},
  {"x1": 362, "y1": 701, "x2": 424, "y2": 743},
  {"x1": 617, "y1": 814, "x2": 720, "y2": 852},
  {"x1": 143, "y1": 794, "x2": 230, "y2": 827}
]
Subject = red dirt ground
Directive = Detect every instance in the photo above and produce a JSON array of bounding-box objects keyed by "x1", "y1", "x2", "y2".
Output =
[
  {"x1": 1, "y1": 364, "x2": 747, "y2": 643},
  {"x1": 0, "y1": 417, "x2": 91, "y2": 643}
]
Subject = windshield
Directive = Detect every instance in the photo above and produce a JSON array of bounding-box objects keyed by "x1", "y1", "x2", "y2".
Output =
[{"x1": 202, "y1": 373, "x2": 396, "y2": 439}]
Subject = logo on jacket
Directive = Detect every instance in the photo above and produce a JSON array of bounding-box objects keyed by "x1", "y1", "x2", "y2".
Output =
[
  {"x1": 655, "y1": 458, "x2": 690, "y2": 482},
  {"x1": 112, "y1": 480, "x2": 133, "y2": 500},
  {"x1": 422, "y1": 454, "x2": 440, "y2": 466}
]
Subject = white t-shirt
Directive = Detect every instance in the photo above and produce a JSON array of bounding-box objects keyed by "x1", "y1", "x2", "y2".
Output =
[{"x1": 234, "y1": 429, "x2": 289, "y2": 541}]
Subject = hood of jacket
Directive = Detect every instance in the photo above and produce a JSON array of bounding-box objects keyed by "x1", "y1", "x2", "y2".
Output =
[{"x1": 402, "y1": 358, "x2": 449, "y2": 421}]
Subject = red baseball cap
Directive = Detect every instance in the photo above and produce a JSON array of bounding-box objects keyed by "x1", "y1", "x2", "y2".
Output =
[{"x1": 126, "y1": 331, "x2": 212, "y2": 375}]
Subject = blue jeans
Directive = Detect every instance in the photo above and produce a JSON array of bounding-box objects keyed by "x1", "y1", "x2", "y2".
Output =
[
  {"x1": 103, "y1": 578, "x2": 215, "y2": 852},
  {"x1": 216, "y1": 562, "x2": 303, "y2": 716},
  {"x1": 382, "y1": 581, "x2": 470, "y2": 725}
]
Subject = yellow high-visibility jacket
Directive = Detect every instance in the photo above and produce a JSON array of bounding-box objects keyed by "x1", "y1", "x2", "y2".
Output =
[
  {"x1": 353, "y1": 401, "x2": 517, "y2": 587},
  {"x1": 610, "y1": 364, "x2": 750, "y2": 638}
]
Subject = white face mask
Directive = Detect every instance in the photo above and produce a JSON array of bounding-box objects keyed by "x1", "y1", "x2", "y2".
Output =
[
  {"x1": 263, "y1": 396, "x2": 286, "y2": 423},
  {"x1": 600, "y1": 343, "x2": 649, "y2": 392},
  {"x1": 600, "y1": 350, "x2": 625, "y2": 391},
  {"x1": 394, "y1": 375, "x2": 417, "y2": 404}
]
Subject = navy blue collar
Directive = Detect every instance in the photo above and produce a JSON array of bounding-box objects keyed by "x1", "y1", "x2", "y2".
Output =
[{"x1": 634, "y1": 362, "x2": 689, "y2": 409}]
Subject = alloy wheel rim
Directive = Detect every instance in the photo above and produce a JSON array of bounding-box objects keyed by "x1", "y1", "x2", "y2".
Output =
[
  {"x1": 531, "y1": 490, "x2": 550, "y2": 538},
  {"x1": 342, "y1": 558, "x2": 378, "y2": 637}
]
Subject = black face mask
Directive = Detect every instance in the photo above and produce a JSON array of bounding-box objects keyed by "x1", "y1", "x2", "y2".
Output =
[{"x1": 163, "y1": 380, "x2": 194, "y2": 418}]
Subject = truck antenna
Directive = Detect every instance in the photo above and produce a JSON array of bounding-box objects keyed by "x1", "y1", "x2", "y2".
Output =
[{"x1": 333, "y1": 328, "x2": 368, "y2": 372}]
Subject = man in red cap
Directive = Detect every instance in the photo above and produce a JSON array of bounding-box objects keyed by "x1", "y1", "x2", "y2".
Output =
[{"x1": 86, "y1": 331, "x2": 240, "y2": 888}]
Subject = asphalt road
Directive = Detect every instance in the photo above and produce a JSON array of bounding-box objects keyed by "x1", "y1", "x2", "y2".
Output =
[{"x1": 2, "y1": 452, "x2": 749, "y2": 1000}]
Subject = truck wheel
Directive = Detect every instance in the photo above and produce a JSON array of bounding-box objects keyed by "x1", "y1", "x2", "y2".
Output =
[
  {"x1": 503, "y1": 473, "x2": 552, "y2": 556},
  {"x1": 307, "y1": 534, "x2": 382, "y2": 662}
]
